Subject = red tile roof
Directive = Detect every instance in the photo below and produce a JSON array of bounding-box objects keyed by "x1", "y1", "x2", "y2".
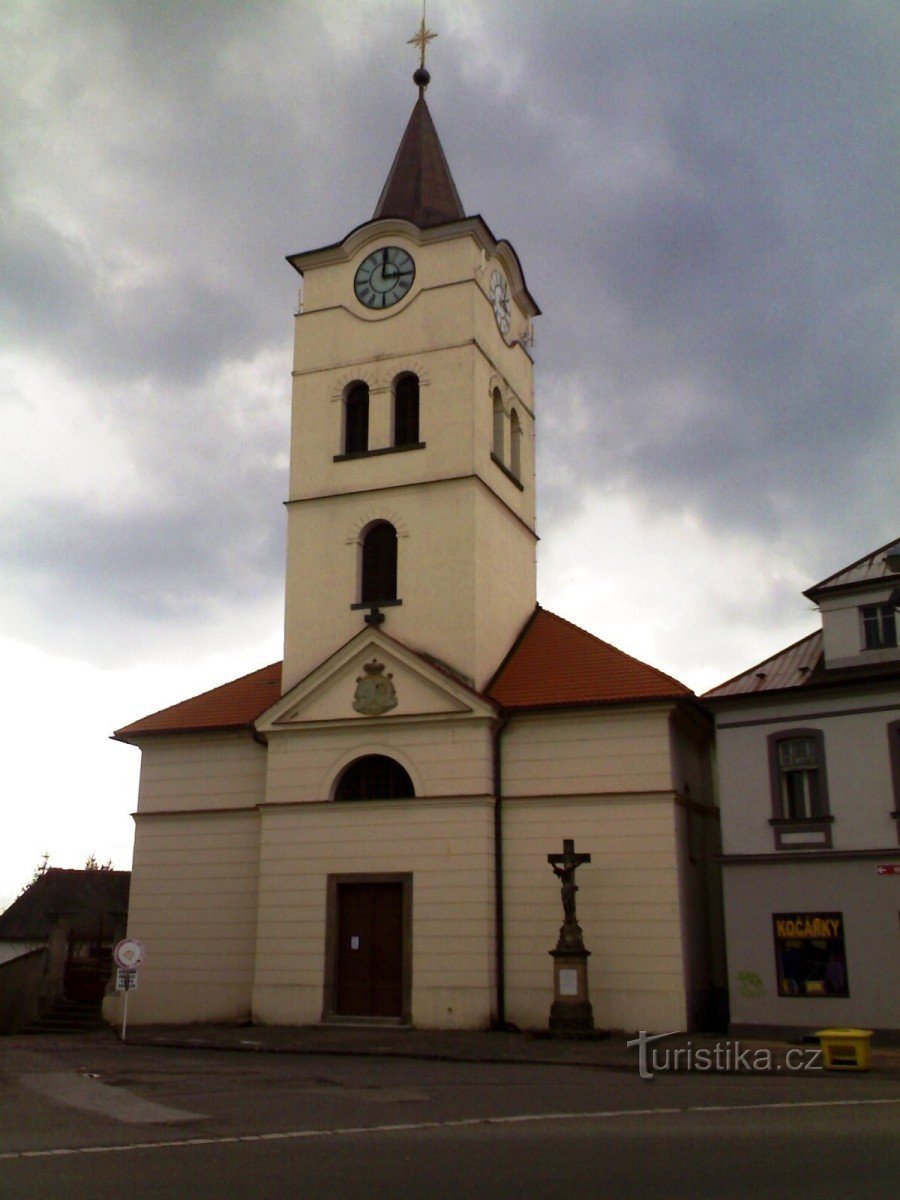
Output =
[
  {"x1": 487, "y1": 607, "x2": 692, "y2": 710},
  {"x1": 114, "y1": 662, "x2": 282, "y2": 739},
  {"x1": 114, "y1": 608, "x2": 693, "y2": 738}
]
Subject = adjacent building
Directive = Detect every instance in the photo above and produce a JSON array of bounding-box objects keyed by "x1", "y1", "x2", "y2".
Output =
[
  {"x1": 111, "y1": 67, "x2": 722, "y2": 1035},
  {"x1": 705, "y1": 538, "x2": 900, "y2": 1035}
]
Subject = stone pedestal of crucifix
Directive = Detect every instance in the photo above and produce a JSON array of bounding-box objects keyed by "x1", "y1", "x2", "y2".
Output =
[{"x1": 547, "y1": 838, "x2": 594, "y2": 1033}]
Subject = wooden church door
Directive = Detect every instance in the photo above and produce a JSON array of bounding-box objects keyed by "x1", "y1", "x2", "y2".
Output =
[{"x1": 334, "y1": 881, "x2": 404, "y2": 1018}]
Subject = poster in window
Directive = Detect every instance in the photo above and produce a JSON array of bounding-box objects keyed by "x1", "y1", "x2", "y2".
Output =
[{"x1": 772, "y1": 912, "x2": 849, "y2": 998}]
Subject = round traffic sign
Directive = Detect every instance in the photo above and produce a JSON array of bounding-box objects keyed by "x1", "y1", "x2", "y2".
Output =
[{"x1": 113, "y1": 938, "x2": 144, "y2": 969}]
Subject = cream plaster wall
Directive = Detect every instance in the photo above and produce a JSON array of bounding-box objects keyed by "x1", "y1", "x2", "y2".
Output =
[
  {"x1": 115, "y1": 810, "x2": 260, "y2": 1025},
  {"x1": 251, "y1": 798, "x2": 495, "y2": 1029},
  {"x1": 131, "y1": 732, "x2": 267, "y2": 814},
  {"x1": 263, "y1": 717, "x2": 495, "y2": 806},
  {"x1": 503, "y1": 797, "x2": 688, "y2": 1032},
  {"x1": 501, "y1": 707, "x2": 678, "y2": 799},
  {"x1": 282, "y1": 479, "x2": 535, "y2": 691}
]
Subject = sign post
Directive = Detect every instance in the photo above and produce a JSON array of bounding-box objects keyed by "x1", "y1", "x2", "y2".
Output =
[{"x1": 113, "y1": 939, "x2": 144, "y2": 1042}]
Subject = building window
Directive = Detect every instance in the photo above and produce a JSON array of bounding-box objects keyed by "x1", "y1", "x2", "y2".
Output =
[
  {"x1": 344, "y1": 382, "x2": 369, "y2": 455},
  {"x1": 492, "y1": 388, "x2": 504, "y2": 460},
  {"x1": 767, "y1": 730, "x2": 832, "y2": 848},
  {"x1": 772, "y1": 912, "x2": 849, "y2": 998},
  {"x1": 393, "y1": 374, "x2": 419, "y2": 446},
  {"x1": 361, "y1": 521, "x2": 398, "y2": 603},
  {"x1": 509, "y1": 407, "x2": 521, "y2": 479},
  {"x1": 334, "y1": 755, "x2": 415, "y2": 800},
  {"x1": 861, "y1": 602, "x2": 897, "y2": 650},
  {"x1": 769, "y1": 731, "x2": 828, "y2": 820}
]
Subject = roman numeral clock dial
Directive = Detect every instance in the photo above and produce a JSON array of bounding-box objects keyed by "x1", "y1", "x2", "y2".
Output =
[{"x1": 354, "y1": 246, "x2": 416, "y2": 309}]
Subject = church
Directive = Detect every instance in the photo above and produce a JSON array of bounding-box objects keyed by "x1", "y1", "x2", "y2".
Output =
[{"x1": 112, "y1": 43, "x2": 721, "y2": 1034}]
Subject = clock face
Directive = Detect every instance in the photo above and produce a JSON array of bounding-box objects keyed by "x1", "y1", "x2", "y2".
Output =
[
  {"x1": 354, "y1": 246, "x2": 416, "y2": 309},
  {"x1": 489, "y1": 270, "x2": 512, "y2": 338}
]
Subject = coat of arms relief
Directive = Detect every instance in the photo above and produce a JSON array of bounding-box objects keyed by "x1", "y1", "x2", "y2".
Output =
[{"x1": 352, "y1": 659, "x2": 398, "y2": 716}]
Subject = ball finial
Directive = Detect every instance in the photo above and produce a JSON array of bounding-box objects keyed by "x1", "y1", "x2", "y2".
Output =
[{"x1": 413, "y1": 66, "x2": 431, "y2": 91}]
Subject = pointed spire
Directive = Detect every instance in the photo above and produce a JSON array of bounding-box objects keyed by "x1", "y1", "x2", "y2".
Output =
[{"x1": 373, "y1": 13, "x2": 465, "y2": 229}]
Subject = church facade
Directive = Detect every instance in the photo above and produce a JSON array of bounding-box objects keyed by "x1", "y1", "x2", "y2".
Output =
[{"x1": 112, "y1": 68, "x2": 721, "y2": 1034}]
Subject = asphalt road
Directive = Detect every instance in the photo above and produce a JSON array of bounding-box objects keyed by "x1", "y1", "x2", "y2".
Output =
[{"x1": 2, "y1": 1036, "x2": 898, "y2": 1199}]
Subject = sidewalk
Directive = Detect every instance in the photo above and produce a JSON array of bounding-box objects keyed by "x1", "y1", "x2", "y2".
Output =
[{"x1": 119, "y1": 1022, "x2": 900, "y2": 1075}]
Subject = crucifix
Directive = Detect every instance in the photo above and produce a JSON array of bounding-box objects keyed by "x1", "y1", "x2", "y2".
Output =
[
  {"x1": 548, "y1": 838, "x2": 591, "y2": 930},
  {"x1": 546, "y1": 838, "x2": 595, "y2": 1034}
]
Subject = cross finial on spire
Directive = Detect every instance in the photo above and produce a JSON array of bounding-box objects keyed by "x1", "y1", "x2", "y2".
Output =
[{"x1": 408, "y1": 5, "x2": 437, "y2": 68}]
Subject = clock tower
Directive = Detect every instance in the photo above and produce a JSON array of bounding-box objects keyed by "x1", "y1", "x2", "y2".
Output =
[{"x1": 281, "y1": 62, "x2": 540, "y2": 692}]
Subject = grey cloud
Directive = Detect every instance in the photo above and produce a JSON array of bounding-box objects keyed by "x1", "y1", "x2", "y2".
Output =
[{"x1": 1, "y1": 0, "x2": 896, "y2": 663}]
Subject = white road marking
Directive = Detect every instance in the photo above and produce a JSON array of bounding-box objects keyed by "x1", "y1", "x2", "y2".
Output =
[
  {"x1": 18, "y1": 1073, "x2": 206, "y2": 1126},
  {"x1": 3, "y1": 1095, "x2": 899, "y2": 1161}
]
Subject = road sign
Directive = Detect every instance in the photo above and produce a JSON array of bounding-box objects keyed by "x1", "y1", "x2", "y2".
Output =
[
  {"x1": 116, "y1": 967, "x2": 138, "y2": 991},
  {"x1": 876, "y1": 865, "x2": 900, "y2": 876},
  {"x1": 114, "y1": 938, "x2": 144, "y2": 968}
]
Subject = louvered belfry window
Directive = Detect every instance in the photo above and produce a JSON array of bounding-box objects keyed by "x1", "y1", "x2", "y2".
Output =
[
  {"x1": 345, "y1": 382, "x2": 369, "y2": 454},
  {"x1": 361, "y1": 522, "x2": 398, "y2": 603},
  {"x1": 394, "y1": 374, "x2": 419, "y2": 446}
]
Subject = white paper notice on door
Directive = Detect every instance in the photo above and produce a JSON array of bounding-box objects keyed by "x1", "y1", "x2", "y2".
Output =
[{"x1": 350, "y1": 936, "x2": 360, "y2": 950}]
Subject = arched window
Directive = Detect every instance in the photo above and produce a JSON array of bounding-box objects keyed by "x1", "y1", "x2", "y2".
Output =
[
  {"x1": 334, "y1": 755, "x2": 415, "y2": 800},
  {"x1": 509, "y1": 407, "x2": 522, "y2": 479},
  {"x1": 492, "y1": 388, "x2": 504, "y2": 460},
  {"x1": 361, "y1": 521, "x2": 398, "y2": 603},
  {"x1": 394, "y1": 374, "x2": 419, "y2": 446},
  {"x1": 344, "y1": 382, "x2": 369, "y2": 454}
]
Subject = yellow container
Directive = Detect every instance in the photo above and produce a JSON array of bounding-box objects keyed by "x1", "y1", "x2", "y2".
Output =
[{"x1": 815, "y1": 1028, "x2": 873, "y2": 1071}]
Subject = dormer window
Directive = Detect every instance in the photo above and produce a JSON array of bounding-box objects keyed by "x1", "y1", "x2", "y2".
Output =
[{"x1": 861, "y1": 602, "x2": 897, "y2": 650}]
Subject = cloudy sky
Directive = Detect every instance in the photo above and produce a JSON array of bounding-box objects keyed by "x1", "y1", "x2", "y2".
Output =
[{"x1": 1, "y1": 0, "x2": 896, "y2": 909}]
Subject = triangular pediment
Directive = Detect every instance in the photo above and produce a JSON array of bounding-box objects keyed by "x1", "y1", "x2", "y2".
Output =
[{"x1": 255, "y1": 629, "x2": 496, "y2": 733}]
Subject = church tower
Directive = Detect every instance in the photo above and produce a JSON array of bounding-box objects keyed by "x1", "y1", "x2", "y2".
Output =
[
  {"x1": 281, "y1": 59, "x2": 540, "y2": 692},
  {"x1": 114, "y1": 27, "x2": 718, "y2": 1039}
]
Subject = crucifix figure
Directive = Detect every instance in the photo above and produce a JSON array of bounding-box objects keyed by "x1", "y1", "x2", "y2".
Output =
[{"x1": 548, "y1": 838, "x2": 591, "y2": 942}]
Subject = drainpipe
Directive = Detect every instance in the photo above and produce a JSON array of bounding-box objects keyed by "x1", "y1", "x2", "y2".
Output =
[{"x1": 492, "y1": 712, "x2": 511, "y2": 1030}]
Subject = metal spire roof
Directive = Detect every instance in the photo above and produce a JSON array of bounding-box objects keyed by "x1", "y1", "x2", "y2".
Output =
[{"x1": 372, "y1": 88, "x2": 465, "y2": 229}]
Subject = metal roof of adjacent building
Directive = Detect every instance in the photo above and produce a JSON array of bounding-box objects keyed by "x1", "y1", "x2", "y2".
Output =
[
  {"x1": 804, "y1": 536, "x2": 900, "y2": 600},
  {"x1": 703, "y1": 631, "x2": 824, "y2": 699}
]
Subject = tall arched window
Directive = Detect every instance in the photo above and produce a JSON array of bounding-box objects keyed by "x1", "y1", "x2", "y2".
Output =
[
  {"x1": 361, "y1": 521, "x2": 398, "y2": 602},
  {"x1": 394, "y1": 374, "x2": 419, "y2": 446},
  {"x1": 492, "y1": 388, "x2": 504, "y2": 460},
  {"x1": 344, "y1": 382, "x2": 369, "y2": 454},
  {"x1": 334, "y1": 755, "x2": 415, "y2": 800},
  {"x1": 509, "y1": 407, "x2": 522, "y2": 479}
]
